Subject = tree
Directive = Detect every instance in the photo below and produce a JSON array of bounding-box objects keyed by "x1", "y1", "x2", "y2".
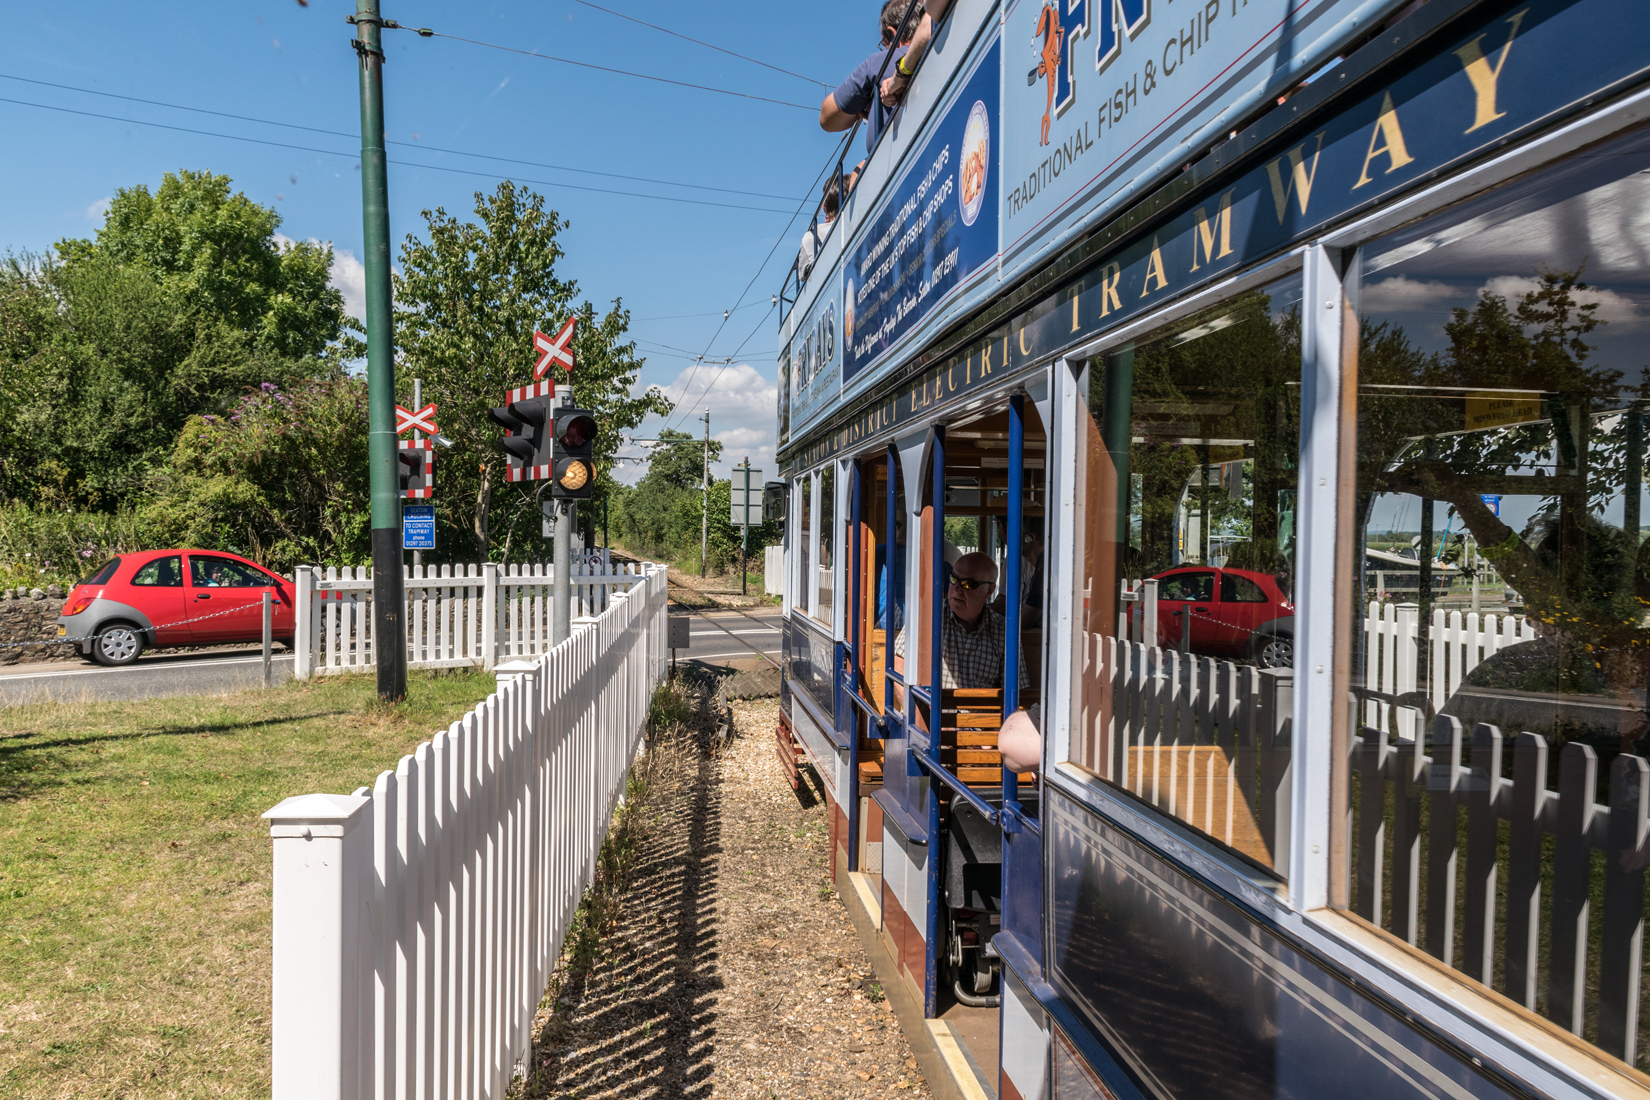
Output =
[
  {"x1": 612, "y1": 430, "x2": 720, "y2": 554},
  {"x1": 393, "y1": 181, "x2": 670, "y2": 561},
  {"x1": 0, "y1": 171, "x2": 350, "y2": 508},
  {"x1": 139, "y1": 375, "x2": 371, "y2": 570},
  {"x1": 58, "y1": 169, "x2": 345, "y2": 359}
]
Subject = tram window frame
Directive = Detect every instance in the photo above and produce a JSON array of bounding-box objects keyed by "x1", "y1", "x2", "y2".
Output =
[
  {"x1": 815, "y1": 465, "x2": 836, "y2": 629},
  {"x1": 1059, "y1": 265, "x2": 1307, "y2": 880}
]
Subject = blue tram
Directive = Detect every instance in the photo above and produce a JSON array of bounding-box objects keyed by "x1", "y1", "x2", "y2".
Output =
[{"x1": 775, "y1": 0, "x2": 1650, "y2": 1097}]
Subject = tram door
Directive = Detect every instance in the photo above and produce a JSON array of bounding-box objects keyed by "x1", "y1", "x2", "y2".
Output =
[{"x1": 906, "y1": 402, "x2": 1047, "y2": 1040}]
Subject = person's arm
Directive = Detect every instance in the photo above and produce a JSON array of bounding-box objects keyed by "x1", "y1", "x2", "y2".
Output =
[
  {"x1": 819, "y1": 92, "x2": 861, "y2": 132},
  {"x1": 880, "y1": 0, "x2": 954, "y2": 105}
]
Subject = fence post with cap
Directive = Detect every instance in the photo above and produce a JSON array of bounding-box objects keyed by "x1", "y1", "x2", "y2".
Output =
[{"x1": 264, "y1": 792, "x2": 373, "y2": 1100}]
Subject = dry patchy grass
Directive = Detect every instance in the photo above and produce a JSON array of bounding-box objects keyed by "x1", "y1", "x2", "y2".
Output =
[{"x1": 0, "y1": 669, "x2": 499, "y2": 1099}]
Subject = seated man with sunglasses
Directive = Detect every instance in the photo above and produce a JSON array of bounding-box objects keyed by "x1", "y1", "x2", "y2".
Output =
[{"x1": 893, "y1": 551, "x2": 1026, "y2": 691}]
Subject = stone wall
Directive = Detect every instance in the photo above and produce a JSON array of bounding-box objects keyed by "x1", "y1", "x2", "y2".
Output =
[{"x1": 0, "y1": 589, "x2": 79, "y2": 666}]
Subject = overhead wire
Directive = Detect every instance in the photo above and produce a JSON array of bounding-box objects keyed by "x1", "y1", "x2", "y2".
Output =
[
  {"x1": 663, "y1": 129, "x2": 845, "y2": 431},
  {"x1": 0, "y1": 72, "x2": 800, "y2": 203},
  {"x1": 0, "y1": 95, "x2": 798, "y2": 214},
  {"x1": 671, "y1": 302, "x2": 778, "y2": 417},
  {"x1": 567, "y1": 0, "x2": 832, "y2": 88},
  {"x1": 426, "y1": 31, "x2": 814, "y2": 111}
]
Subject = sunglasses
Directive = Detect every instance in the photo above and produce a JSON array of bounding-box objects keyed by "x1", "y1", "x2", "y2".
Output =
[{"x1": 949, "y1": 576, "x2": 992, "y2": 592}]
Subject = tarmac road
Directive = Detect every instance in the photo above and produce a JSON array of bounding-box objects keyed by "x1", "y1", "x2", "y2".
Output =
[
  {"x1": 0, "y1": 604, "x2": 783, "y2": 706},
  {"x1": 673, "y1": 605, "x2": 783, "y2": 668},
  {"x1": 0, "y1": 646, "x2": 294, "y2": 707}
]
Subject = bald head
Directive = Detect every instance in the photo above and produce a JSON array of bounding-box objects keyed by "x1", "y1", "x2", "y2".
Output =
[{"x1": 952, "y1": 552, "x2": 997, "y2": 584}]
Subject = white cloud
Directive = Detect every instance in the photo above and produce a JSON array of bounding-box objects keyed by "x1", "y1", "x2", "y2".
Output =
[
  {"x1": 616, "y1": 362, "x2": 778, "y2": 485},
  {"x1": 1360, "y1": 276, "x2": 1466, "y2": 313},
  {"x1": 85, "y1": 197, "x2": 111, "y2": 223},
  {"x1": 274, "y1": 233, "x2": 368, "y2": 323},
  {"x1": 329, "y1": 248, "x2": 368, "y2": 322},
  {"x1": 1480, "y1": 275, "x2": 1642, "y2": 327}
]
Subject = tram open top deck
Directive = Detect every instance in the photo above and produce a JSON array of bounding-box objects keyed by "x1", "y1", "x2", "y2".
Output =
[{"x1": 773, "y1": 1, "x2": 1650, "y2": 1098}]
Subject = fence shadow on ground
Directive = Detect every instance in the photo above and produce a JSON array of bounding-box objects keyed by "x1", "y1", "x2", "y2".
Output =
[{"x1": 521, "y1": 680, "x2": 727, "y2": 1099}]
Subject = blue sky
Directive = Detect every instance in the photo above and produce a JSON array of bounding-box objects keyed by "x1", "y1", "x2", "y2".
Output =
[{"x1": 1, "y1": 0, "x2": 875, "y2": 482}]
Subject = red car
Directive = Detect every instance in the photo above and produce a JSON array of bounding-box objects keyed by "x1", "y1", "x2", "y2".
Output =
[
  {"x1": 1135, "y1": 566, "x2": 1294, "y2": 669},
  {"x1": 55, "y1": 549, "x2": 296, "y2": 666}
]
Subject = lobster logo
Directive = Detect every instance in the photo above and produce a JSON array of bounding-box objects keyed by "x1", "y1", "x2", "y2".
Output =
[{"x1": 1031, "y1": 0, "x2": 1087, "y2": 147}]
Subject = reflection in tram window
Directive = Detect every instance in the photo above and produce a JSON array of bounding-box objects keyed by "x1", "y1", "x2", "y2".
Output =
[
  {"x1": 817, "y1": 465, "x2": 835, "y2": 626},
  {"x1": 1073, "y1": 274, "x2": 1303, "y2": 874},
  {"x1": 1345, "y1": 125, "x2": 1650, "y2": 1060}
]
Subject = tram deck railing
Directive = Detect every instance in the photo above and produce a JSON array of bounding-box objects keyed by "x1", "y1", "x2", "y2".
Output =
[
  {"x1": 293, "y1": 556, "x2": 648, "y2": 679},
  {"x1": 262, "y1": 563, "x2": 669, "y2": 1100}
]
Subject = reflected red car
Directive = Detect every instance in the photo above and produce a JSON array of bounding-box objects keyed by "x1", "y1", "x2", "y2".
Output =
[
  {"x1": 55, "y1": 549, "x2": 296, "y2": 666},
  {"x1": 1137, "y1": 566, "x2": 1294, "y2": 669}
]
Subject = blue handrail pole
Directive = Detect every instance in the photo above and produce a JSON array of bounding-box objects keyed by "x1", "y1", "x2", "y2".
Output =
[
  {"x1": 848, "y1": 460, "x2": 864, "y2": 874},
  {"x1": 1004, "y1": 395, "x2": 1025, "y2": 815},
  {"x1": 886, "y1": 443, "x2": 900, "y2": 718},
  {"x1": 924, "y1": 427, "x2": 946, "y2": 1018}
]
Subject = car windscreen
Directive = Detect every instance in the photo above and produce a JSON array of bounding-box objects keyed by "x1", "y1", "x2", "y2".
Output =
[{"x1": 80, "y1": 558, "x2": 121, "y2": 587}]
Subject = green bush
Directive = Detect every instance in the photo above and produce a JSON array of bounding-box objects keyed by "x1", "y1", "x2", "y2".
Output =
[{"x1": 0, "y1": 504, "x2": 145, "y2": 590}]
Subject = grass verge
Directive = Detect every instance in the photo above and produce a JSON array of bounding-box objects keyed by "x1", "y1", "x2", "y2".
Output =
[{"x1": 0, "y1": 668, "x2": 499, "y2": 1100}]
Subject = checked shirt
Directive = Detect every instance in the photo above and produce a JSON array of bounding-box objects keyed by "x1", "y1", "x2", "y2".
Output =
[{"x1": 894, "y1": 603, "x2": 1028, "y2": 691}]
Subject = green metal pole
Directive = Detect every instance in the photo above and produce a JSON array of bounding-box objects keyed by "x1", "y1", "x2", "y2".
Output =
[{"x1": 355, "y1": 0, "x2": 406, "y2": 702}]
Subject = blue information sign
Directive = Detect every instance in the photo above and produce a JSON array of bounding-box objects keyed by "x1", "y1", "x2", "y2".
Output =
[
  {"x1": 402, "y1": 505, "x2": 436, "y2": 550},
  {"x1": 1481, "y1": 495, "x2": 1501, "y2": 517}
]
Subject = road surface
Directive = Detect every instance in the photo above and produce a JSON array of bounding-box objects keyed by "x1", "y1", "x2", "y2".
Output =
[
  {"x1": 673, "y1": 606, "x2": 783, "y2": 667},
  {"x1": 0, "y1": 646, "x2": 294, "y2": 706},
  {"x1": 0, "y1": 605, "x2": 783, "y2": 706}
]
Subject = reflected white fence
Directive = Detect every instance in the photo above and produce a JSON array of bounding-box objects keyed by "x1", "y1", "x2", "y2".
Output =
[
  {"x1": 264, "y1": 563, "x2": 669, "y2": 1100},
  {"x1": 1362, "y1": 602, "x2": 1537, "y2": 735},
  {"x1": 293, "y1": 555, "x2": 648, "y2": 678}
]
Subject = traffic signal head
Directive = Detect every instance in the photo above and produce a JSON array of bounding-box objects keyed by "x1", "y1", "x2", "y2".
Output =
[
  {"x1": 550, "y1": 405, "x2": 597, "y2": 500},
  {"x1": 487, "y1": 381, "x2": 554, "y2": 481},
  {"x1": 398, "y1": 440, "x2": 435, "y2": 498}
]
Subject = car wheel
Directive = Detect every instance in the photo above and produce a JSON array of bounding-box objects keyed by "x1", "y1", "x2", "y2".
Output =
[
  {"x1": 1251, "y1": 628, "x2": 1294, "y2": 670},
  {"x1": 91, "y1": 622, "x2": 145, "y2": 667}
]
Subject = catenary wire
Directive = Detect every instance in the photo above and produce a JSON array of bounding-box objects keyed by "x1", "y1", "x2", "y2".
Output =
[
  {"x1": 673, "y1": 302, "x2": 777, "y2": 415},
  {"x1": 427, "y1": 31, "x2": 814, "y2": 111},
  {"x1": 0, "y1": 95, "x2": 798, "y2": 214},
  {"x1": 0, "y1": 73, "x2": 801, "y2": 203},
  {"x1": 567, "y1": 0, "x2": 831, "y2": 88},
  {"x1": 664, "y1": 128, "x2": 850, "y2": 430},
  {"x1": 634, "y1": 301, "x2": 770, "y2": 322}
]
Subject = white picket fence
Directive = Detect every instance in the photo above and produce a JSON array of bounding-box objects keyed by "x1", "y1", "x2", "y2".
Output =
[
  {"x1": 294, "y1": 556, "x2": 648, "y2": 679},
  {"x1": 263, "y1": 563, "x2": 669, "y2": 1100},
  {"x1": 1362, "y1": 602, "x2": 1536, "y2": 736}
]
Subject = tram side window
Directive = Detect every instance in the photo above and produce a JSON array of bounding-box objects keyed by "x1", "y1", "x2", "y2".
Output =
[
  {"x1": 797, "y1": 477, "x2": 812, "y2": 615},
  {"x1": 816, "y1": 465, "x2": 835, "y2": 626},
  {"x1": 1072, "y1": 273, "x2": 1303, "y2": 875},
  {"x1": 1345, "y1": 124, "x2": 1650, "y2": 1062}
]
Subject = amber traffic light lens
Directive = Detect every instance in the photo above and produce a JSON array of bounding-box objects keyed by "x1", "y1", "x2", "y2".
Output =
[{"x1": 559, "y1": 461, "x2": 590, "y2": 491}]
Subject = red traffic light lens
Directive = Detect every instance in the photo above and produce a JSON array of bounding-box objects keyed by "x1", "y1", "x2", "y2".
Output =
[{"x1": 557, "y1": 413, "x2": 596, "y2": 448}]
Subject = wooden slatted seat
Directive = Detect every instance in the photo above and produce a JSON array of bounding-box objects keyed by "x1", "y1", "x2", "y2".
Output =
[{"x1": 940, "y1": 688, "x2": 1036, "y2": 787}]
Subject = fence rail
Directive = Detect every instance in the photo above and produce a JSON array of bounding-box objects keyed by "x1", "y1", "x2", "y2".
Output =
[
  {"x1": 264, "y1": 563, "x2": 669, "y2": 1100},
  {"x1": 294, "y1": 556, "x2": 646, "y2": 679}
]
